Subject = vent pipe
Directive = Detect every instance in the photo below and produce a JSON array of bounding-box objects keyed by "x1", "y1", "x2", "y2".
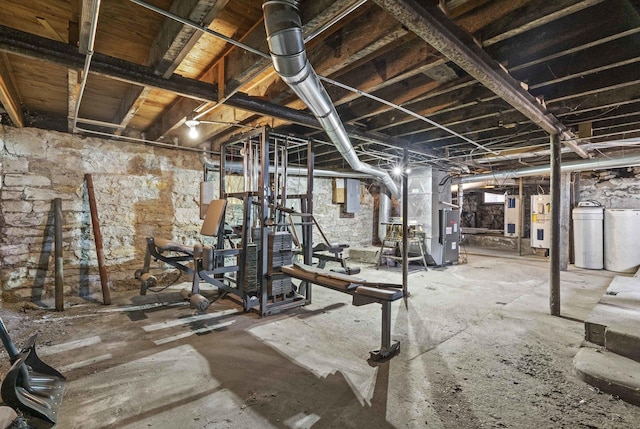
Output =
[
  {"x1": 453, "y1": 153, "x2": 640, "y2": 185},
  {"x1": 263, "y1": 0, "x2": 400, "y2": 198}
]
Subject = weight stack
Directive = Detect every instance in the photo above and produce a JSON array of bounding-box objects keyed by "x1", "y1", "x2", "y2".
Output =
[
  {"x1": 243, "y1": 243, "x2": 259, "y2": 293},
  {"x1": 267, "y1": 231, "x2": 293, "y2": 273},
  {"x1": 268, "y1": 273, "x2": 292, "y2": 296}
]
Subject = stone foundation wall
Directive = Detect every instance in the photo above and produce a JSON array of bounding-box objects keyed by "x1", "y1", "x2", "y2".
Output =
[
  {"x1": 0, "y1": 127, "x2": 373, "y2": 301},
  {"x1": 578, "y1": 168, "x2": 640, "y2": 209},
  {"x1": 0, "y1": 127, "x2": 204, "y2": 301}
]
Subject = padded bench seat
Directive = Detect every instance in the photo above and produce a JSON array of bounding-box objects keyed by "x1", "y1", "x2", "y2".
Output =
[
  {"x1": 281, "y1": 263, "x2": 403, "y2": 301},
  {"x1": 355, "y1": 285, "x2": 403, "y2": 301},
  {"x1": 152, "y1": 238, "x2": 195, "y2": 254}
]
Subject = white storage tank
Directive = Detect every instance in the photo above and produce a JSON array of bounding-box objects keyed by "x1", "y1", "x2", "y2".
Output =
[
  {"x1": 573, "y1": 203, "x2": 604, "y2": 269},
  {"x1": 604, "y1": 209, "x2": 640, "y2": 273}
]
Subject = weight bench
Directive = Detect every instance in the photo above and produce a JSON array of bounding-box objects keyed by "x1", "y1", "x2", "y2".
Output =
[
  {"x1": 281, "y1": 263, "x2": 403, "y2": 361},
  {"x1": 135, "y1": 199, "x2": 227, "y2": 298}
]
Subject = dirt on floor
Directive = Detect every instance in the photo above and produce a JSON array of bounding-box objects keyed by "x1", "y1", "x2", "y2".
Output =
[{"x1": 0, "y1": 252, "x2": 639, "y2": 428}]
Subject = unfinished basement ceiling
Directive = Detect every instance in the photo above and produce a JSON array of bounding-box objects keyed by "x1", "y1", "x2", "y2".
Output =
[{"x1": 0, "y1": 0, "x2": 639, "y2": 175}]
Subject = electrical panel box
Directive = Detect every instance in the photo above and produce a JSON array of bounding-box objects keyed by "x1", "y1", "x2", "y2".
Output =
[
  {"x1": 504, "y1": 196, "x2": 520, "y2": 237},
  {"x1": 438, "y1": 209, "x2": 460, "y2": 265},
  {"x1": 344, "y1": 178, "x2": 360, "y2": 213},
  {"x1": 531, "y1": 194, "x2": 551, "y2": 249}
]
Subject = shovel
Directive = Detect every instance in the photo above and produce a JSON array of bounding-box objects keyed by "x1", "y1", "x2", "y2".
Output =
[{"x1": 0, "y1": 318, "x2": 65, "y2": 425}]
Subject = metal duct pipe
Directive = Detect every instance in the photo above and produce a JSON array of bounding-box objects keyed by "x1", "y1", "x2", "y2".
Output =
[
  {"x1": 200, "y1": 154, "x2": 371, "y2": 178},
  {"x1": 453, "y1": 153, "x2": 640, "y2": 185},
  {"x1": 263, "y1": 0, "x2": 400, "y2": 198},
  {"x1": 378, "y1": 189, "x2": 391, "y2": 243},
  {"x1": 474, "y1": 138, "x2": 640, "y2": 164}
]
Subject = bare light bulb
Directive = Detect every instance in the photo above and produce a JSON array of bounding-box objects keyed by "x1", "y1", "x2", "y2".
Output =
[{"x1": 188, "y1": 125, "x2": 199, "y2": 139}]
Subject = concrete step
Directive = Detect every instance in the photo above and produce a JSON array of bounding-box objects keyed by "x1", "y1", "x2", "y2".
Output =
[
  {"x1": 574, "y1": 347, "x2": 640, "y2": 406},
  {"x1": 584, "y1": 276, "x2": 640, "y2": 353},
  {"x1": 584, "y1": 295, "x2": 640, "y2": 347}
]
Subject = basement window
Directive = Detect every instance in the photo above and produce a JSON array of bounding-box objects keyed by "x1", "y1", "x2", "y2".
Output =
[{"x1": 483, "y1": 192, "x2": 505, "y2": 204}]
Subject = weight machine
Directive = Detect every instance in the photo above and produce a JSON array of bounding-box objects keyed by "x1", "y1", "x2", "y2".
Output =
[{"x1": 138, "y1": 127, "x2": 404, "y2": 360}]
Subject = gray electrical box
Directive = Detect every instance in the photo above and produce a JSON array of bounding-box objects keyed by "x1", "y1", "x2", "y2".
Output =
[
  {"x1": 344, "y1": 178, "x2": 360, "y2": 213},
  {"x1": 438, "y1": 209, "x2": 460, "y2": 265}
]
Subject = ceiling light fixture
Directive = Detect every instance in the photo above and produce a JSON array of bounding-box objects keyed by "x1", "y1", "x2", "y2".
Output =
[
  {"x1": 185, "y1": 119, "x2": 200, "y2": 139},
  {"x1": 185, "y1": 117, "x2": 257, "y2": 139}
]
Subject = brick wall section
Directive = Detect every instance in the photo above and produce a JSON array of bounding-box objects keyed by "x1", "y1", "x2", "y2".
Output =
[{"x1": 0, "y1": 127, "x2": 374, "y2": 301}]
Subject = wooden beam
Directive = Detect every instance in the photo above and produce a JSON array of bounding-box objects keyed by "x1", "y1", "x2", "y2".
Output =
[
  {"x1": 79, "y1": 0, "x2": 98, "y2": 55},
  {"x1": 478, "y1": 0, "x2": 605, "y2": 47},
  {"x1": 0, "y1": 24, "x2": 220, "y2": 102},
  {"x1": 0, "y1": 26, "x2": 416, "y2": 152},
  {"x1": 113, "y1": 86, "x2": 151, "y2": 135},
  {"x1": 263, "y1": 4, "x2": 409, "y2": 103},
  {"x1": 111, "y1": 0, "x2": 228, "y2": 131},
  {"x1": 0, "y1": 53, "x2": 24, "y2": 127},
  {"x1": 149, "y1": 0, "x2": 367, "y2": 141},
  {"x1": 67, "y1": 68, "x2": 79, "y2": 132},
  {"x1": 36, "y1": 16, "x2": 66, "y2": 42},
  {"x1": 150, "y1": 0, "x2": 229, "y2": 79}
]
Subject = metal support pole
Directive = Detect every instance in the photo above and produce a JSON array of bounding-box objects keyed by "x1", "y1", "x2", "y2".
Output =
[
  {"x1": 402, "y1": 149, "x2": 409, "y2": 297},
  {"x1": 304, "y1": 139, "x2": 315, "y2": 303},
  {"x1": 550, "y1": 134, "x2": 561, "y2": 316},
  {"x1": 85, "y1": 174, "x2": 111, "y2": 305},
  {"x1": 381, "y1": 301, "x2": 391, "y2": 351},
  {"x1": 518, "y1": 177, "x2": 523, "y2": 256},
  {"x1": 260, "y1": 128, "x2": 269, "y2": 317},
  {"x1": 54, "y1": 198, "x2": 64, "y2": 311}
]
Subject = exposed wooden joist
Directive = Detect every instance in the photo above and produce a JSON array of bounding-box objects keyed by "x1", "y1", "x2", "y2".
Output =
[
  {"x1": 150, "y1": 0, "x2": 229, "y2": 79},
  {"x1": 322, "y1": 0, "x2": 617, "y2": 143},
  {"x1": 144, "y1": 16, "x2": 265, "y2": 141},
  {"x1": 79, "y1": 0, "x2": 98, "y2": 55},
  {"x1": 0, "y1": 53, "x2": 24, "y2": 127},
  {"x1": 149, "y1": 0, "x2": 368, "y2": 142},
  {"x1": 374, "y1": 0, "x2": 591, "y2": 159},
  {"x1": 0, "y1": 24, "x2": 424, "y2": 154},
  {"x1": 111, "y1": 0, "x2": 228, "y2": 132},
  {"x1": 36, "y1": 16, "x2": 66, "y2": 42},
  {"x1": 0, "y1": 24, "x2": 219, "y2": 102},
  {"x1": 478, "y1": 0, "x2": 605, "y2": 47},
  {"x1": 361, "y1": 31, "x2": 640, "y2": 139},
  {"x1": 262, "y1": 4, "x2": 409, "y2": 104},
  {"x1": 67, "y1": 68, "x2": 79, "y2": 132}
]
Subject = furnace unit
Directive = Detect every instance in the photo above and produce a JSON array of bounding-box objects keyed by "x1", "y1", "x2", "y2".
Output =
[{"x1": 439, "y1": 209, "x2": 460, "y2": 265}]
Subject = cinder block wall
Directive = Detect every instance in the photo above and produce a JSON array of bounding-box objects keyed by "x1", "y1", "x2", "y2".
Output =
[{"x1": 0, "y1": 127, "x2": 374, "y2": 301}]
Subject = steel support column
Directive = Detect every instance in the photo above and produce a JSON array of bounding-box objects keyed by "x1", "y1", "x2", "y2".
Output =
[
  {"x1": 402, "y1": 148, "x2": 409, "y2": 297},
  {"x1": 550, "y1": 134, "x2": 561, "y2": 316}
]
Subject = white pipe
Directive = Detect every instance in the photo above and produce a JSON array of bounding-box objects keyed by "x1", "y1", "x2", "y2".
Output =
[
  {"x1": 200, "y1": 154, "x2": 371, "y2": 178},
  {"x1": 473, "y1": 137, "x2": 640, "y2": 164},
  {"x1": 453, "y1": 153, "x2": 640, "y2": 184},
  {"x1": 72, "y1": 0, "x2": 102, "y2": 133}
]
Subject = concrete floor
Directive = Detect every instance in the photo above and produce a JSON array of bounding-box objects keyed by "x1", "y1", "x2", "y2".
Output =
[{"x1": 2, "y1": 249, "x2": 640, "y2": 428}]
